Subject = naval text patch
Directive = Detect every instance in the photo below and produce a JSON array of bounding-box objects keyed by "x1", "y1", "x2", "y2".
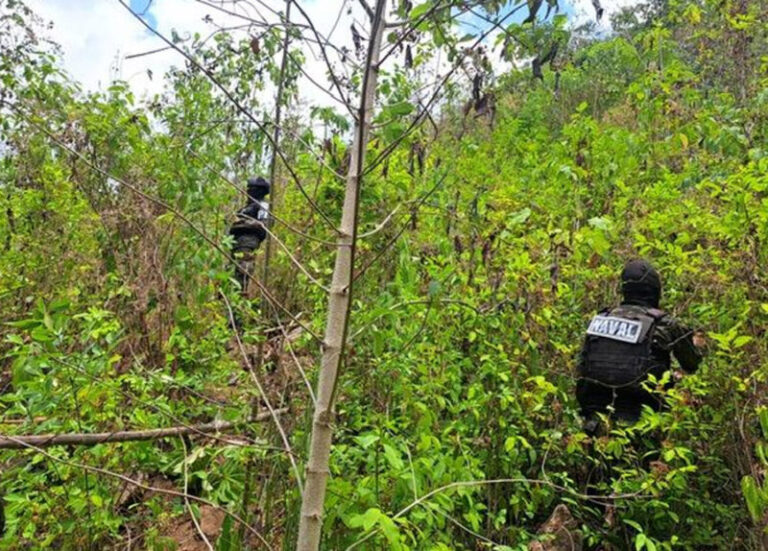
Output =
[{"x1": 586, "y1": 315, "x2": 643, "y2": 343}]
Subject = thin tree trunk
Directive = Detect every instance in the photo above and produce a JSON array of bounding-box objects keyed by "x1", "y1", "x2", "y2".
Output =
[
  {"x1": 238, "y1": 8, "x2": 294, "y2": 537},
  {"x1": 0, "y1": 410, "x2": 285, "y2": 450},
  {"x1": 261, "y1": 0, "x2": 292, "y2": 288},
  {"x1": 296, "y1": 1, "x2": 386, "y2": 549}
]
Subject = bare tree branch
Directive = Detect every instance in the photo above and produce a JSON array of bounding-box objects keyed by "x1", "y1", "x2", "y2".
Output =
[
  {"x1": 116, "y1": 0, "x2": 341, "y2": 234},
  {"x1": 358, "y1": 203, "x2": 401, "y2": 238},
  {"x1": 297, "y1": 1, "x2": 387, "y2": 547},
  {"x1": 275, "y1": 317, "x2": 317, "y2": 405},
  {"x1": 287, "y1": 0, "x2": 356, "y2": 117},
  {"x1": 357, "y1": 0, "x2": 373, "y2": 20},
  {"x1": 364, "y1": 2, "x2": 528, "y2": 176},
  {"x1": 194, "y1": 0, "x2": 361, "y2": 110},
  {"x1": 196, "y1": 0, "x2": 354, "y2": 61},
  {"x1": 376, "y1": 0, "x2": 455, "y2": 68},
  {"x1": 0, "y1": 413, "x2": 284, "y2": 450},
  {"x1": 49, "y1": 356, "x2": 291, "y2": 454}
]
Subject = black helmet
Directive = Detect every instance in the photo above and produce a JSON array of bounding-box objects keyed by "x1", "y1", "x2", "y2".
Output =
[
  {"x1": 621, "y1": 259, "x2": 661, "y2": 308},
  {"x1": 247, "y1": 177, "x2": 270, "y2": 198}
]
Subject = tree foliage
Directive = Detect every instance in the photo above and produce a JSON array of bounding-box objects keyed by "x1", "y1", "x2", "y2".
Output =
[{"x1": 0, "y1": 0, "x2": 767, "y2": 548}]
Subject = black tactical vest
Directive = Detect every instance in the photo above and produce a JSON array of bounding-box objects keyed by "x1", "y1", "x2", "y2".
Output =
[
  {"x1": 582, "y1": 306, "x2": 666, "y2": 390},
  {"x1": 229, "y1": 201, "x2": 269, "y2": 251}
]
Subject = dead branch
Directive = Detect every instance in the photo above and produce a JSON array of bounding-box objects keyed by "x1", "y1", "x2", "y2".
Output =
[
  {"x1": 1, "y1": 434, "x2": 274, "y2": 549},
  {"x1": 363, "y1": 2, "x2": 528, "y2": 177},
  {"x1": 116, "y1": 0, "x2": 341, "y2": 235},
  {"x1": 0, "y1": 410, "x2": 286, "y2": 450}
]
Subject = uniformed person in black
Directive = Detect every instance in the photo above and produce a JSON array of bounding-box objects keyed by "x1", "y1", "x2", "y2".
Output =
[
  {"x1": 576, "y1": 259, "x2": 704, "y2": 429},
  {"x1": 229, "y1": 177, "x2": 270, "y2": 293}
]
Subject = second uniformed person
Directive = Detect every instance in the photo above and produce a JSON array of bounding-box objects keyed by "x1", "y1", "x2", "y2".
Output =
[{"x1": 229, "y1": 177, "x2": 270, "y2": 294}]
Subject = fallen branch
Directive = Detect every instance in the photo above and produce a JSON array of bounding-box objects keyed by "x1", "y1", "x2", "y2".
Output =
[
  {"x1": 1, "y1": 433, "x2": 274, "y2": 549},
  {"x1": 0, "y1": 417, "x2": 48, "y2": 425},
  {"x1": 0, "y1": 409, "x2": 288, "y2": 450}
]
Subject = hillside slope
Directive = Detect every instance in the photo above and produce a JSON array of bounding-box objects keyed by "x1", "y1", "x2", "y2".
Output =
[{"x1": 0, "y1": 0, "x2": 767, "y2": 549}]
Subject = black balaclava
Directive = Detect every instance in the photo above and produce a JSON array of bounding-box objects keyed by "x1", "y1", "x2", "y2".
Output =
[
  {"x1": 247, "y1": 177, "x2": 270, "y2": 202},
  {"x1": 621, "y1": 259, "x2": 661, "y2": 308}
]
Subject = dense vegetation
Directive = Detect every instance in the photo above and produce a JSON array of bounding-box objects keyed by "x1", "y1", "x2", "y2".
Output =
[{"x1": 1, "y1": 0, "x2": 767, "y2": 549}]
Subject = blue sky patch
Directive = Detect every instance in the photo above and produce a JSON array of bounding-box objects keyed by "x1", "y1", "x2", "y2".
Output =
[
  {"x1": 130, "y1": 0, "x2": 158, "y2": 29},
  {"x1": 460, "y1": 1, "x2": 577, "y2": 35}
]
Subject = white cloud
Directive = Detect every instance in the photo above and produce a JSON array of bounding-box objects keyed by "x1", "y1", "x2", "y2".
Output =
[
  {"x1": 25, "y1": 0, "x2": 154, "y2": 93},
  {"x1": 24, "y1": 0, "x2": 642, "y2": 110},
  {"x1": 26, "y1": 0, "x2": 257, "y2": 98},
  {"x1": 26, "y1": 0, "x2": 363, "y2": 111},
  {"x1": 568, "y1": 0, "x2": 643, "y2": 31}
]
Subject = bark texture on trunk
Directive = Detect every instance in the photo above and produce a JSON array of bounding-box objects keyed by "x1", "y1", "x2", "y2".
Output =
[{"x1": 296, "y1": 1, "x2": 386, "y2": 549}]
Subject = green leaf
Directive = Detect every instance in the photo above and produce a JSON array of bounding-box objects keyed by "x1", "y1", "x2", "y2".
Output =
[
  {"x1": 355, "y1": 433, "x2": 379, "y2": 449},
  {"x1": 382, "y1": 443, "x2": 404, "y2": 471},
  {"x1": 588, "y1": 216, "x2": 612, "y2": 231},
  {"x1": 742, "y1": 475, "x2": 764, "y2": 522},
  {"x1": 378, "y1": 514, "x2": 403, "y2": 549},
  {"x1": 388, "y1": 101, "x2": 415, "y2": 117},
  {"x1": 218, "y1": 514, "x2": 235, "y2": 551},
  {"x1": 508, "y1": 208, "x2": 531, "y2": 226},
  {"x1": 6, "y1": 319, "x2": 40, "y2": 329},
  {"x1": 30, "y1": 326, "x2": 53, "y2": 343},
  {"x1": 5, "y1": 334, "x2": 24, "y2": 345},
  {"x1": 733, "y1": 335, "x2": 752, "y2": 348},
  {"x1": 348, "y1": 508, "x2": 381, "y2": 531},
  {"x1": 410, "y1": 2, "x2": 430, "y2": 20},
  {"x1": 759, "y1": 408, "x2": 768, "y2": 440}
]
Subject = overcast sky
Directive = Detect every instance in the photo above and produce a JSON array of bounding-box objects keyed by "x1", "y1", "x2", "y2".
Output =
[{"x1": 22, "y1": 0, "x2": 640, "y2": 108}]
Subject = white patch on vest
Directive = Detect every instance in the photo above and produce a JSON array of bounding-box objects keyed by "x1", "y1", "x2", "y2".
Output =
[
  {"x1": 257, "y1": 201, "x2": 270, "y2": 220},
  {"x1": 587, "y1": 315, "x2": 643, "y2": 343}
]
